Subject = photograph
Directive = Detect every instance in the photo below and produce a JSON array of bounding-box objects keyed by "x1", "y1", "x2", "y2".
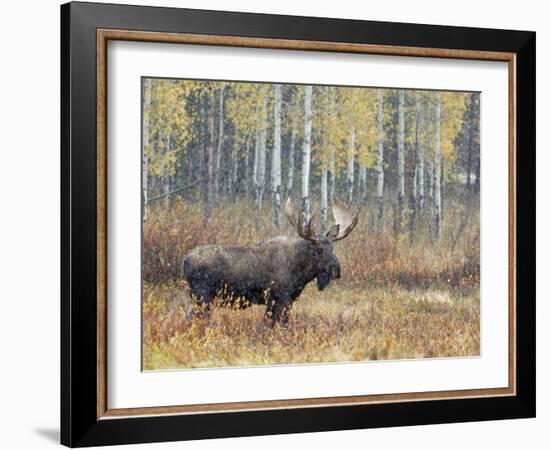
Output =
[{"x1": 141, "y1": 78, "x2": 481, "y2": 370}]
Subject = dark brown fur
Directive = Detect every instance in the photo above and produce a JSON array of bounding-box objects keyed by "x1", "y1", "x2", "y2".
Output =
[{"x1": 183, "y1": 234, "x2": 341, "y2": 326}]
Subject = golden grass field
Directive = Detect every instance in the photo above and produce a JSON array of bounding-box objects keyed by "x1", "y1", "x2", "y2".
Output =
[
  {"x1": 142, "y1": 198, "x2": 480, "y2": 370},
  {"x1": 143, "y1": 282, "x2": 479, "y2": 370}
]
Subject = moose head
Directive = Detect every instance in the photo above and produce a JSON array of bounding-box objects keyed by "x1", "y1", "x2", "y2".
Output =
[{"x1": 284, "y1": 199, "x2": 359, "y2": 291}]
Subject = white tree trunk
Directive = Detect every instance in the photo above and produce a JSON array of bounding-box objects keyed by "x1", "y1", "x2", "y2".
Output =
[
  {"x1": 214, "y1": 86, "x2": 224, "y2": 198},
  {"x1": 397, "y1": 89, "x2": 405, "y2": 223},
  {"x1": 416, "y1": 94, "x2": 424, "y2": 214},
  {"x1": 428, "y1": 159, "x2": 434, "y2": 218},
  {"x1": 359, "y1": 164, "x2": 367, "y2": 203},
  {"x1": 252, "y1": 100, "x2": 263, "y2": 210},
  {"x1": 252, "y1": 129, "x2": 259, "y2": 196},
  {"x1": 320, "y1": 168, "x2": 328, "y2": 232},
  {"x1": 413, "y1": 166, "x2": 417, "y2": 200},
  {"x1": 229, "y1": 142, "x2": 238, "y2": 201},
  {"x1": 301, "y1": 85, "x2": 313, "y2": 226},
  {"x1": 272, "y1": 84, "x2": 282, "y2": 228},
  {"x1": 434, "y1": 93, "x2": 442, "y2": 239},
  {"x1": 346, "y1": 128, "x2": 355, "y2": 204},
  {"x1": 257, "y1": 96, "x2": 267, "y2": 211},
  {"x1": 202, "y1": 91, "x2": 215, "y2": 219},
  {"x1": 328, "y1": 149, "x2": 335, "y2": 206},
  {"x1": 164, "y1": 133, "x2": 172, "y2": 208},
  {"x1": 418, "y1": 153, "x2": 425, "y2": 213},
  {"x1": 142, "y1": 79, "x2": 152, "y2": 220},
  {"x1": 245, "y1": 139, "x2": 251, "y2": 200},
  {"x1": 376, "y1": 90, "x2": 385, "y2": 226},
  {"x1": 157, "y1": 130, "x2": 165, "y2": 202},
  {"x1": 441, "y1": 164, "x2": 445, "y2": 222},
  {"x1": 286, "y1": 127, "x2": 295, "y2": 198}
]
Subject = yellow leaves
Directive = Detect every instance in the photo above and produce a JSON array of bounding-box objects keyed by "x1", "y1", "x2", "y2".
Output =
[
  {"x1": 411, "y1": 90, "x2": 470, "y2": 171},
  {"x1": 143, "y1": 142, "x2": 153, "y2": 158},
  {"x1": 312, "y1": 86, "x2": 338, "y2": 168},
  {"x1": 286, "y1": 85, "x2": 304, "y2": 135},
  {"x1": 143, "y1": 77, "x2": 474, "y2": 184},
  {"x1": 144, "y1": 78, "x2": 200, "y2": 179},
  {"x1": 440, "y1": 92, "x2": 468, "y2": 170},
  {"x1": 224, "y1": 82, "x2": 272, "y2": 146},
  {"x1": 312, "y1": 86, "x2": 378, "y2": 172}
]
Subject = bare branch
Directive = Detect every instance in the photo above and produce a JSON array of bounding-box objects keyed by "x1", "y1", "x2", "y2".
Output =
[{"x1": 147, "y1": 179, "x2": 202, "y2": 203}]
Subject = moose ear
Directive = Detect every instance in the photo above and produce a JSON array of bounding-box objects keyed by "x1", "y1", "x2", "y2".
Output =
[{"x1": 325, "y1": 224, "x2": 340, "y2": 240}]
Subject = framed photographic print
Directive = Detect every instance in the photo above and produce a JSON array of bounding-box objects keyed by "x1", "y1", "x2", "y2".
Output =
[{"x1": 60, "y1": 1, "x2": 536, "y2": 447}]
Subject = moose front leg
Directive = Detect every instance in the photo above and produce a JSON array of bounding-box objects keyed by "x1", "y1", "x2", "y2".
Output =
[
  {"x1": 269, "y1": 297, "x2": 292, "y2": 329},
  {"x1": 264, "y1": 300, "x2": 275, "y2": 324}
]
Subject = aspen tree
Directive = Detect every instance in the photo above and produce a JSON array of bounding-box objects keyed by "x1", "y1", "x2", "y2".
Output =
[
  {"x1": 347, "y1": 128, "x2": 355, "y2": 204},
  {"x1": 376, "y1": 89, "x2": 385, "y2": 227},
  {"x1": 397, "y1": 89, "x2": 405, "y2": 227},
  {"x1": 204, "y1": 89, "x2": 216, "y2": 219},
  {"x1": 214, "y1": 85, "x2": 224, "y2": 199},
  {"x1": 301, "y1": 85, "x2": 313, "y2": 227},
  {"x1": 142, "y1": 78, "x2": 152, "y2": 219},
  {"x1": 272, "y1": 84, "x2": 282, "y2": 228},
  {"x1": 434, "y1": 92, "x2": 442, "y2": 239}
]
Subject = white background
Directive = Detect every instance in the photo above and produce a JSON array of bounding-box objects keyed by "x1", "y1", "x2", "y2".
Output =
[
  {"x1": 108, "y1": 42, "x2": 509, "y2": 409},
  {"x1": 0, "y1": 0, "x2": 546, "y2": 449}
]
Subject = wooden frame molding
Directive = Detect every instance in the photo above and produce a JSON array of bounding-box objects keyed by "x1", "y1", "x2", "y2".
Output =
[
  {"x1": 96, "y1": 28, "x2": 517, "y2": 421},
  {"x1": 97, "y1": 29, "x2": 515, "y2": 61}
]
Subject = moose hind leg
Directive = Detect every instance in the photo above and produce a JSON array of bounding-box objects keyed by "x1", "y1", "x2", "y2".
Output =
[{"x1": 186, "y1": 288, "x2": 214, "y2": 320}]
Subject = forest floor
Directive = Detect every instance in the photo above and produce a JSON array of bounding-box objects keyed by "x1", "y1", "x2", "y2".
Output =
[
  {"x1": 142, "y1": 281, "x2": 480, "y2": 370},
  {"x1": 142, "y1": 199, "x2": 480, "y2": 370}
]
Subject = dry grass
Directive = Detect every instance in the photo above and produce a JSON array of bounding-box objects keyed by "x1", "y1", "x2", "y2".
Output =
[
  {"x1": 142, "y1": 282, "x2": 479, "y2": 370},
  {"x1": 143, "y1": 197, "x2": 479, "y2": 289},
  {"x1": 142, "y1": 196, "x2": 480, "y2": 370}
]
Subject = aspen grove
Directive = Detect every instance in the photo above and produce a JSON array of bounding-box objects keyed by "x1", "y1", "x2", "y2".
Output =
[{"x1": 142, "y1": 79, "x2": 480, "y2": 369}]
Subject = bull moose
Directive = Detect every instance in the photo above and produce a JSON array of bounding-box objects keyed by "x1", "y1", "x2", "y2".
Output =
[{"x1": 182, "y1": 201, "x2": 358, "y2": 327}]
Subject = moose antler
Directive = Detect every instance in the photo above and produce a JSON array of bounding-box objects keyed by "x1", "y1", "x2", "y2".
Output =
[
  {"x1": 284, "y1": 198, "x2": 319, "y2": 243},
  {"x1": 331, "y1": 201, "x2": 359, "y2": 242}
]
